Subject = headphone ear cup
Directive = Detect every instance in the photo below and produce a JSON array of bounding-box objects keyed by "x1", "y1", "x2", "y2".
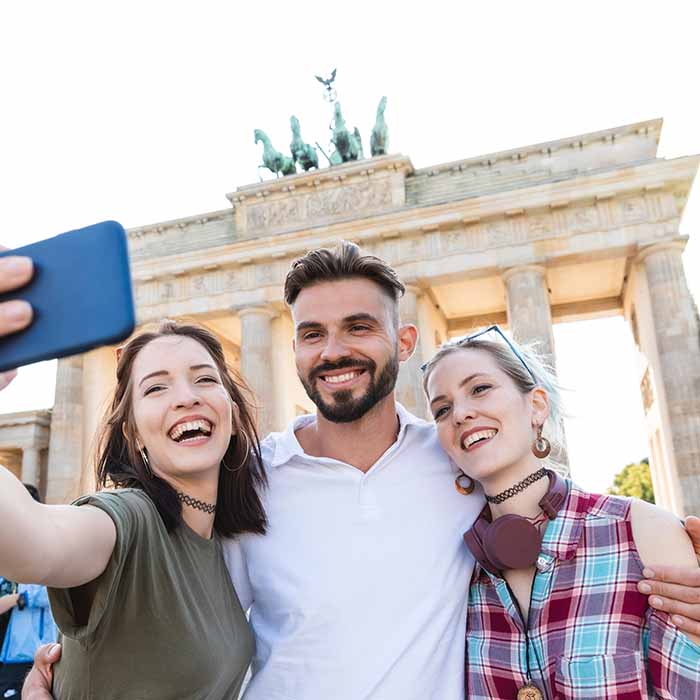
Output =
[
  {"x1": 484, "y1": 515, "x2": 542, "y2": 571},
  {"x1": 464, "y1": 515, "x2": 501, "y2": 575}
]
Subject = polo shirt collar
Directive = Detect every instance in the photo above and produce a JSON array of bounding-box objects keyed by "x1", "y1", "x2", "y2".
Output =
[{"x1": 267, "y1": 402, "x2": 426, "y2": 468}]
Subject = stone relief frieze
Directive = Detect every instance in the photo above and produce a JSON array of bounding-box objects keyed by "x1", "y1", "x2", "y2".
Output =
[
  {"x1": 620, "y1": 196, "x2": 647, "y2": 224},
  {"x1": 567, "y1": 204, "x2": 599, "y2": 233},
  {"x1": 244, "y1": 178, "x2": 393, "y2": 233},
  {"x1": 133, "y1": 188, "x2": 676, "y2": 316}
]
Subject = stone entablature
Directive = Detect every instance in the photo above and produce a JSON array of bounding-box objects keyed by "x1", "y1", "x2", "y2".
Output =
[
  {"x1": 0, "y1": 410, "x2": 51, "y2": 449},
  {"x1": 128, "y1": 153, "x2": 697, "y2": 324},
  {"x1": 127, "y1": 209, "x2": 234, "y2": 262}
]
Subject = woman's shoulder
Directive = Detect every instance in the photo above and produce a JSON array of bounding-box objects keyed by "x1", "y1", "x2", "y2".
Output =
[
  {"x1": 629, "y1": 498, "x2": 696, "y2": 570},
  {"x1": 73, "y1": 488, "x2": 159, "y2": 529}
]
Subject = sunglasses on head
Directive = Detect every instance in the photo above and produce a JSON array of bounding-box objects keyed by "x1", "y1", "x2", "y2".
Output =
[{"x1": 420, "y1": 325, "x2": 536, "y2": 383}]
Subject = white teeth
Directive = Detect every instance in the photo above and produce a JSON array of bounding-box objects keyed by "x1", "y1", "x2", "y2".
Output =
[
  {"x1": 169, "y1": 419, "x2": 213, "y2": 441},
  {"x1": 464, "y1": 429, "x2": 497, "y2": 448},
  {"x1": 323, "y1": 371, "x2": 359, "y2": 384}
]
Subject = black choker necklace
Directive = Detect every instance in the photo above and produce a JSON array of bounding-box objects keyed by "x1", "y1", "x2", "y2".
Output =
[
  {"x1": 485, "y1": 467, "x2": 548, "y2": 505},
  {"x1": 176, "y1": 491, "x2": 216, "y2": 514}
]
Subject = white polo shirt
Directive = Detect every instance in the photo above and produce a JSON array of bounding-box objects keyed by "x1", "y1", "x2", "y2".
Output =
[{"x1": 223, "y1": 404, "x2": 483, "y2": 700}]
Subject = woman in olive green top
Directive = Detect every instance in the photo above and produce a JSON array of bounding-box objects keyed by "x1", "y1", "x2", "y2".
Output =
[{"x1": 0, "y1": 321, "x2": 267, "y2": 699}]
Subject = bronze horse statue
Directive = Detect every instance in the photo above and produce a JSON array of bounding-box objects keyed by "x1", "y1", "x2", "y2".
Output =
[
  {"x1": 254, "y1": 128, "x2": 296, "y2": 177},
  {"x1": 289, "y1": 116, "x2": 318, "y2": 171},
  {"x1": 330, "y1": 103, "x2": 362, "y2": 164},
  {"x1": 370, "y1": 96, "x2": 388, "y2": 157}
]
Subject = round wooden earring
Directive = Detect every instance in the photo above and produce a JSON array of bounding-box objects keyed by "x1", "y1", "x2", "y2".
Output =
[
  {"x1": 455, "y1": 473, "x2": 475, "y2": 495},
  {"x1": 531, "y1": 425, "x2": 551, "y2": 459}
]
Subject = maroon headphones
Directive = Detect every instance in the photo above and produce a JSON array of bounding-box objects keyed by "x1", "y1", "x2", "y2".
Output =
[{"x1": 463, "y1": 470, "x2": 568, "y2": 575}]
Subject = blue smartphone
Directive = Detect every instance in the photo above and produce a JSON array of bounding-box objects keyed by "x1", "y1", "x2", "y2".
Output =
[{"x1": 0, "y1": 221, "x2": 136, "y2": 372}]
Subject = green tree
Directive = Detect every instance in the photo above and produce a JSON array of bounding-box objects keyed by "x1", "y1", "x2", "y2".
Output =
[{"x1": 608, "y1": 458, "x2": 655, "y2": 503}]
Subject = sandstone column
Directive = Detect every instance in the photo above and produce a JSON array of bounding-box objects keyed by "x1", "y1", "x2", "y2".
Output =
[
  {"x1": 637, "y1": 242, "x2": 700, "y2": 515},
  {"x1": 396, "y1": 285, "x2": 428, "y2": 418},
  {"x1": 46, "y1": 356, "x2": 84, "y2": 504},
  {"x1": 21, "y1": 447, "x2": 41, "y2": 487},
  {"x1": 239, "y1": 307, "x2": 278, "y2": 437},
  {"x1": 503, "y1": 265, "x2": 567, "y2": 467},
  {"x1": 502, "y1": 265, "x2": 556, "y2": 367}
]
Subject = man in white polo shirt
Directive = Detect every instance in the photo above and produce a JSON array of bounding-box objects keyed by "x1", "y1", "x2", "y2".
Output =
[{"x1": 226, "y1": 241, "x2": 482, "y2": 699}]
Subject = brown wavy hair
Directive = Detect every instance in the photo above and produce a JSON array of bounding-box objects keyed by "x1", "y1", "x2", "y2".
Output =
[
  {"x1": 94, "y1": 320, "x2": 267, "y2": 536},
  {"x1": 284, "y1": 240, "x2": 405, "y2": 314}
]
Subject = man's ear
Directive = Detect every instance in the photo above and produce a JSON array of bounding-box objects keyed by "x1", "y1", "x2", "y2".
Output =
[
  {"x1": 397, "y1": 323, "x2": 418, "y2": 363},
  {"x1": 530, "y1": 387, "x2": 550, "y2": 428}
]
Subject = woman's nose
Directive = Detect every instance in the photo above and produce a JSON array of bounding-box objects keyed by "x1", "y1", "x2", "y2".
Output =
[{"x1": 452, "y1": 402, "x2": 475, "y2": 426}]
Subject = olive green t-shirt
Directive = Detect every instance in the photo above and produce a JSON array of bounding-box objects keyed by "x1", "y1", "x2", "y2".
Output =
[{"x1": 49, "y1": 489, "x2": 254, "y2": 700}]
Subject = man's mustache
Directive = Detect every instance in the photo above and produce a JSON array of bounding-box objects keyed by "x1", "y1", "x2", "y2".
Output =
[{"x1": 309, "y1": 358, "x2": 375, "y2": 383}]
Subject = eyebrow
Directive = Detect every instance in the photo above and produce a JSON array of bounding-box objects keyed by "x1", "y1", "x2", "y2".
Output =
[
  {"x1": 138, "y1": 364, "x2": 216, "y2": 387},
  {"x1": 295, "y1": 313, "x2": 381, "y2": 334},
  {"x1": 429, "y1": 373, "x2": 486, "y2": 407}
]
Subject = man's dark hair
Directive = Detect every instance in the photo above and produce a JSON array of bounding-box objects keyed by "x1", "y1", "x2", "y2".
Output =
[{"x1": 284, "y1": 240, "x2": 405, "y2": 308}]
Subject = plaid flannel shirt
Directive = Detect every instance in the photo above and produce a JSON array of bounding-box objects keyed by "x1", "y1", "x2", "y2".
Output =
[{"x1": 465, "y1": 482, "x2": 700, "y2": 699}]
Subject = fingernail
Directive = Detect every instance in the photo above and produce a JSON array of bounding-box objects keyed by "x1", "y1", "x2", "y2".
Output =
[
  {"x1": 0, "y1": 256, "x2": 32, "y2": 280},
  {"x1": 643, "y1": 567, "x2": 655, "y2": 578},
  {"x1": 650, "y1": 596, "x2": 663, "y2": 608},
  {"x1": 672, "y1": 615, "x2": 685, "y2": 626},
  {"x1": 49, "y1": 643, "x2": 60, "y2": 655},
  {"x1": 638, "y1": 582, "x2": 652, "y2": 594},
  {"x1": 2, "y1": 300, "x2": 31, "y2": 324}
]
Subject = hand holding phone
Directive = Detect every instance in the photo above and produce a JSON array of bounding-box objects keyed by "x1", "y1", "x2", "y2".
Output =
[
  {"x1": 0, "y1": 251, "x2": 34, "y2": 389},
  {"x1": 0, "y1": 221, "x2": 136, "y2": 374}
]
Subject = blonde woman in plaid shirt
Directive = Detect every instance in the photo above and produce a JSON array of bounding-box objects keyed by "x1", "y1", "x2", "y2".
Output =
[{"x1": 423, "y1": 330, "x2": 699, "y2": 700}]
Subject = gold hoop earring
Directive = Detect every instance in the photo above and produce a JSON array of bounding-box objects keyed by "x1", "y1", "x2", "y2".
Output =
[
  {"x1": 455, "y1": 473, "x2": 475, "y2": 496},
  {"x1": 223, "y1": 431, "x2": 251, "y2": 473},
  {"x1": 138, "y1": 445, "x2": 154, "y2": 478},
  {"x1": 532, "y1": 425, "x2": 551, "y2": 459}
]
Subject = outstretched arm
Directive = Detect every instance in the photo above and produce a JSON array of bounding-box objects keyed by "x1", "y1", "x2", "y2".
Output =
[
  {"x1": 637, "y1": 515, "x2": 700, "y2": 637},
  {"x1": 0, "y1": 466, "x2": 116, "y2": 588}
]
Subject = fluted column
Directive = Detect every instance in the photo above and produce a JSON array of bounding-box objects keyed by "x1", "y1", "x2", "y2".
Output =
[
  {"x1": 638, "y1": 242, "x2": 700, "y2": 515},
  {"x1": 396, "y1": 285, "x2": 428, "y2": 418},
  {"x1": 502, "y1": 265, "x2": 567, "y2": 468},
  {"x1": 46, "y1": 356, "x2": 84, "y2": 504},
  {"x1": 21, "y1": 447, "x2": 41, "y2": 487},
  {"x1": 239, "y1": 307, "x2": 278, "y2": 437},
  {"x1": 502, "y1": 265, "x2": 556, "y2": 367}
]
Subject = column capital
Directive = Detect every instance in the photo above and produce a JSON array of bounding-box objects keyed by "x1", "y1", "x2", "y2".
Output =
[
  {"x1": 237, "y1": 305, "x2": 279, "y2": 321},
  {"x1": 635, "y1": 238, "x2": 688, "y2": 264},
  {"x1": 501, "y1": 264, "x2": 547, "y2": 283}
]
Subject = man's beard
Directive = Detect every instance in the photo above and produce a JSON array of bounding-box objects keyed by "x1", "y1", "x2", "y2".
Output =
[{"x1": 299, "y1": 353, "x2": 400, "y2": 423}]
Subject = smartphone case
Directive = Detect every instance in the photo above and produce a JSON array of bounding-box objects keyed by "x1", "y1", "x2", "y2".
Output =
[{"x1": 0, "y1": 221, "x2": 136, "y2": 372}]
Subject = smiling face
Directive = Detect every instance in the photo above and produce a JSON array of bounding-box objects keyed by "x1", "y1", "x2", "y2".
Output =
[
  {"x1": 426, "y1": 347, "x2": 548, "y2": 485},
  {"x1": 292, "y1": 277, "x2": 414, "y2": 423},
  {"x1": 129, "y1": 335, "x2": 234, "y2": 481}
]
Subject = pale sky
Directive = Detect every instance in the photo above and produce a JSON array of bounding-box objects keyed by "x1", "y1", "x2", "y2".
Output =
[{"x1": 0, "y1": 1, "x2": 698, "y2": 494}]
